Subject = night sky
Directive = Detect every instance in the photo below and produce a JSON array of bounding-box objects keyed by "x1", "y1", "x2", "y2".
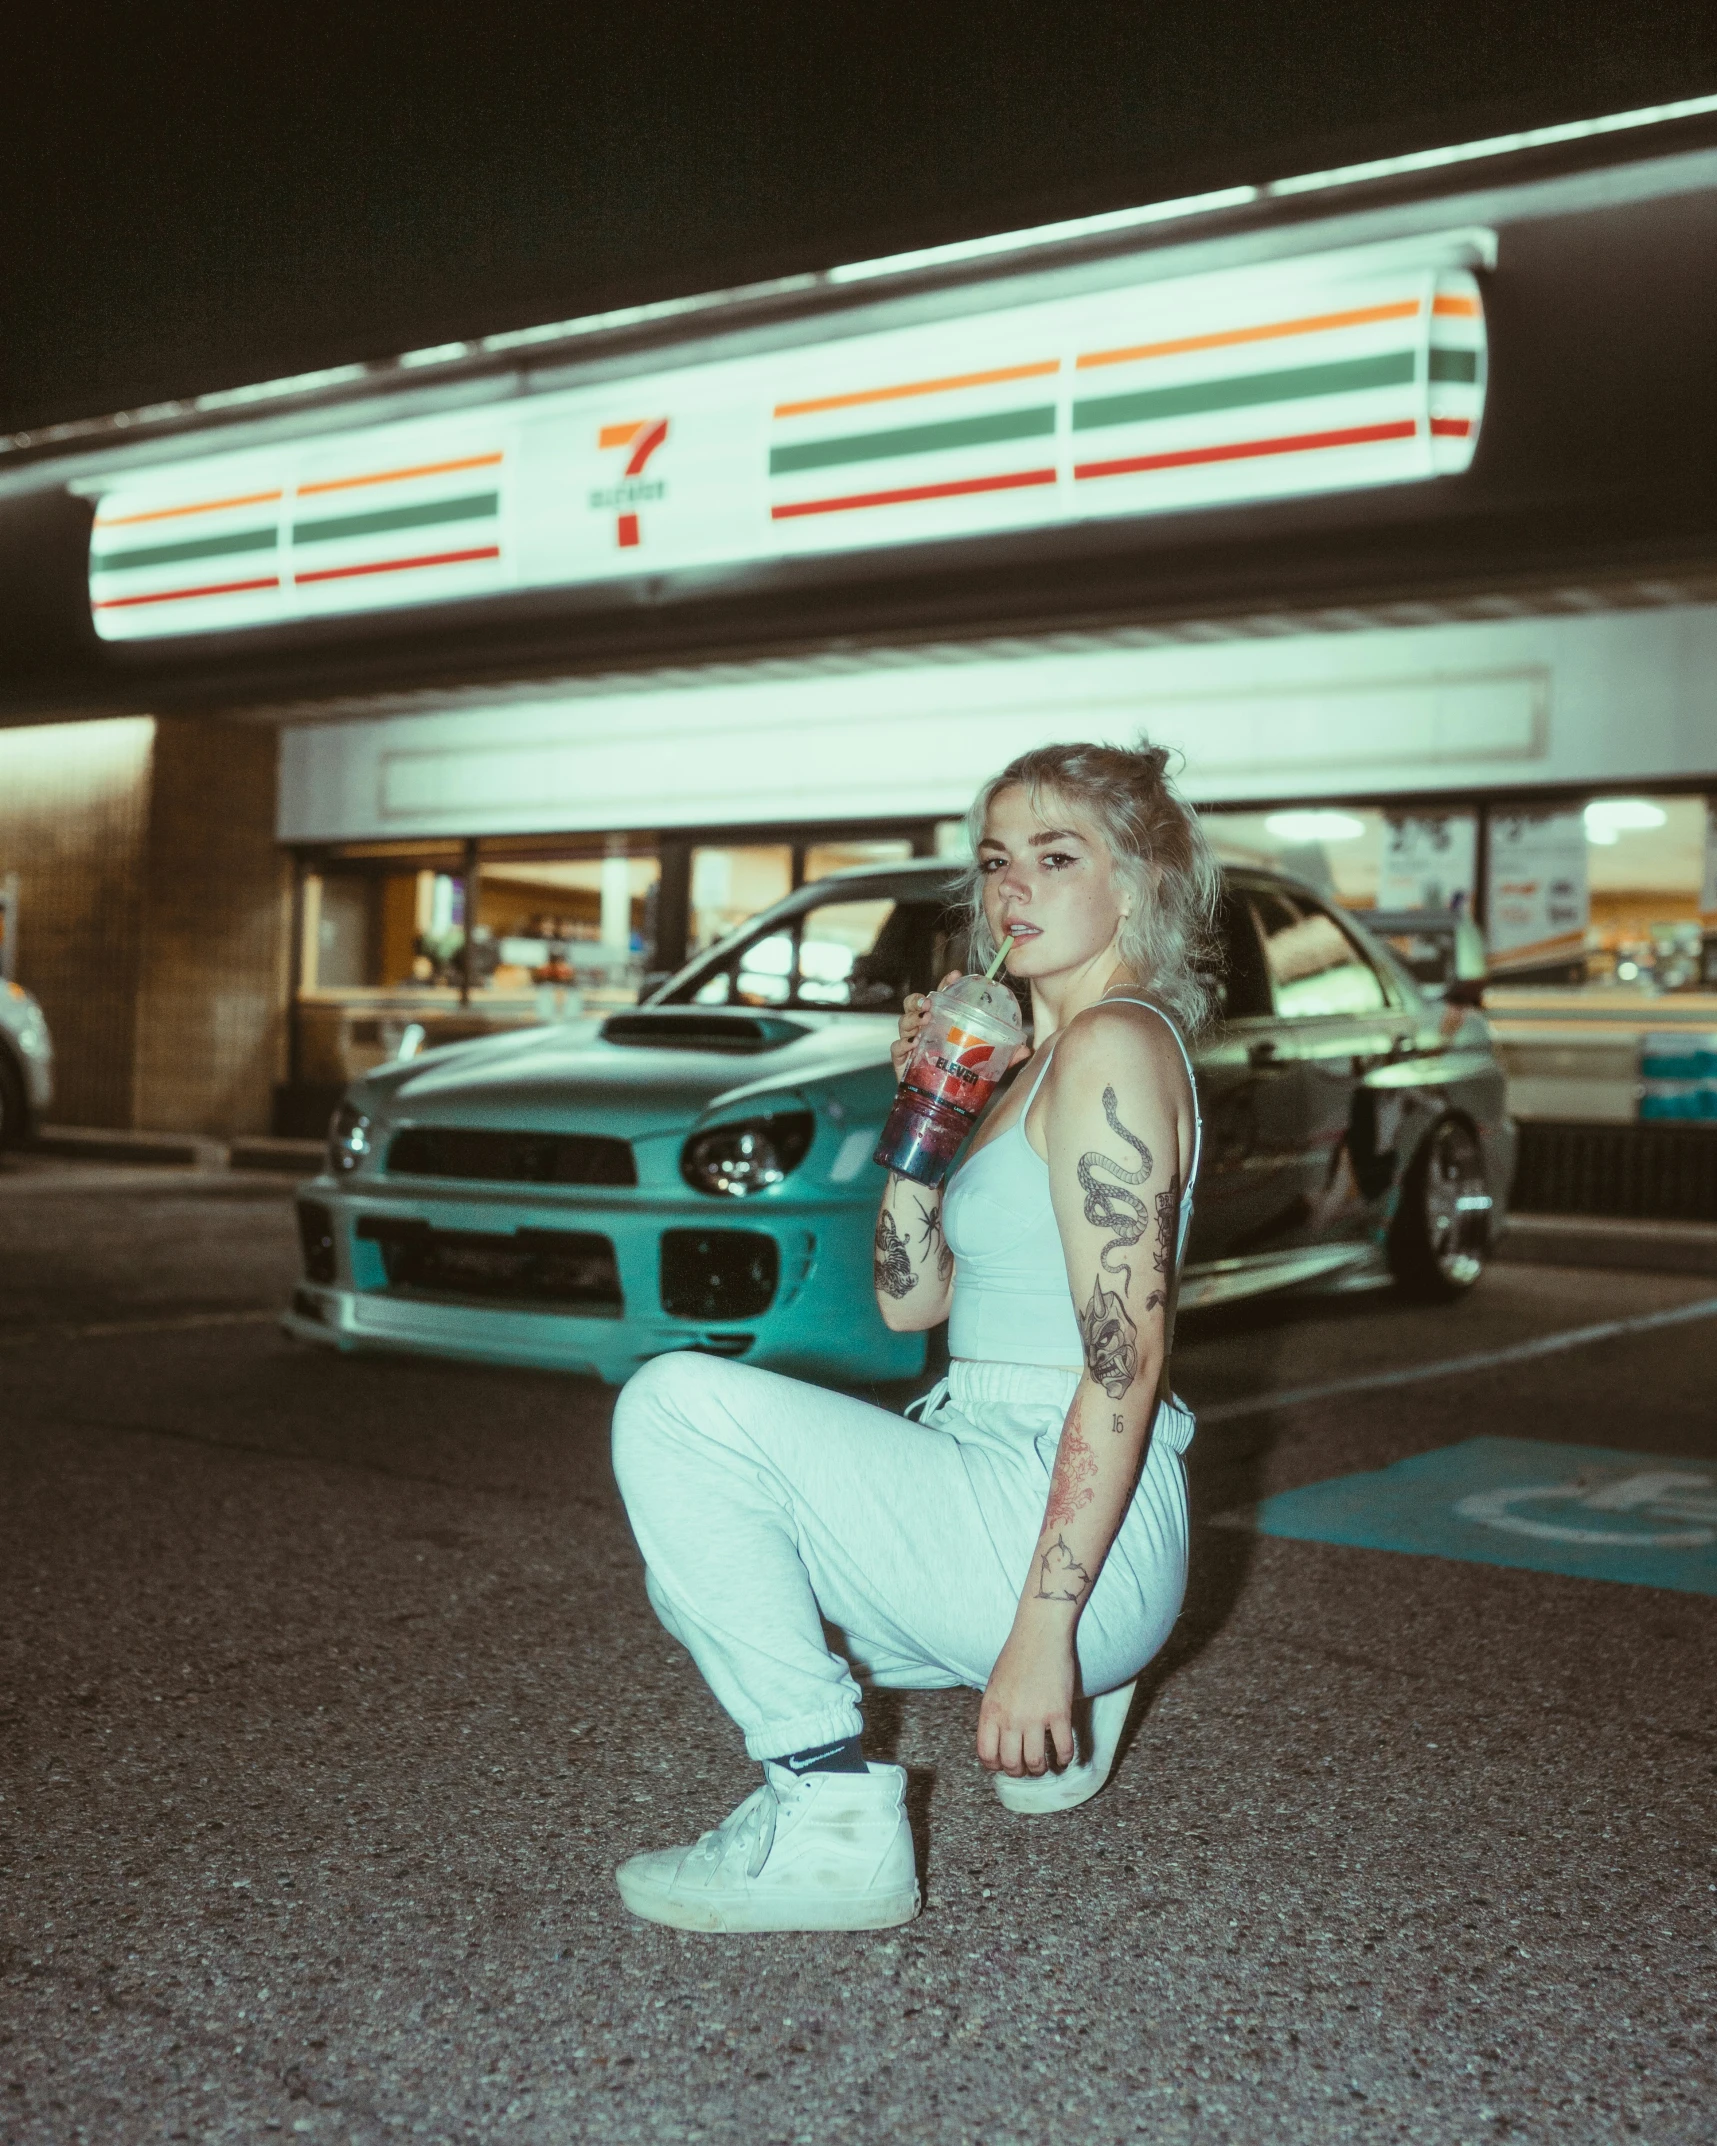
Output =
[{"x1": 6, "y1": 2, "x2": 1716, "y2": 438}]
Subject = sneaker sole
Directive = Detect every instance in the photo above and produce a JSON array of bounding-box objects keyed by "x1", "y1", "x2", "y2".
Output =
[
  {"x1": 615, "y1": 1871, "x2": 921, "y2": 1934},
  {"x1": 992, "y1": 1765, "x2": 1109, "y2": 1815}
]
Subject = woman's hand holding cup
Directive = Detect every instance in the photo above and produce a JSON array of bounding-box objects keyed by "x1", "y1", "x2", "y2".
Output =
[{"x1": 890, "y1": 971, "x2": 962, "y2": 1081}]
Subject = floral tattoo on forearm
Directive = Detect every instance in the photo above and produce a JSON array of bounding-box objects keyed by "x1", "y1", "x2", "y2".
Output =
[
  {"x1": 1075, "y1": 1085, "x2": 1154, "y2": 1398},
  {"x1": 873, "y1": 1209, "x2": 916, "y2": 1299},
  {"x1": 1044, "y1": 1391, "x2": 1098, "y2": 1528}
]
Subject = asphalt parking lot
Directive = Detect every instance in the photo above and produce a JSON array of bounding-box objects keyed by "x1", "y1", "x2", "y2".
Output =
[{"x1": 1, "y1": 1157, "x2": 1713, "y2": 2145}]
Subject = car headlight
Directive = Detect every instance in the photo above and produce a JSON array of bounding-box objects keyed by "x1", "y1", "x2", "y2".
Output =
[
  {"x1": 680, "y1": 1112, "x2": 814, "y2": 1198},
  {"x1": 327, "y1": 1100, "x2": 375, "y2": 1175}
]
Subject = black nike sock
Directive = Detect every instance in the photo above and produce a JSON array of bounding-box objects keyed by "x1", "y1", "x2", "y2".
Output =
[{"x1": 771, "y1": 1732, "x2": 868, "y2": 1775}]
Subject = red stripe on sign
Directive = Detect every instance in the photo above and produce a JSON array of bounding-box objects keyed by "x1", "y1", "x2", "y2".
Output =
[
  {"x1": 93, "y1": 574, "x2": 281, "y2": 610},
  {"x1": 1430, "y1": 417, "x2": 1473, "y2": 438},
  {"x1": 617, "y1": 513, "x2": 641, "y2": 547},
  {"x1": 294, "y1": 545, "x2": 501, "y2": 586},
  {"x1": 771, "y1": 467, "x2": 1057, "y2": 521},
  {"x1": 1074, "y1": 419, "x2": 1418, "y2": 482}
]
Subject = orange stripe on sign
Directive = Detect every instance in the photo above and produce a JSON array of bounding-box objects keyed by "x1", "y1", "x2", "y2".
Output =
[
  {"x1": 774, "y1": 360, "x2": 1060, "y2": 420},
  {"x1": 599, "y1": 422, "x2": 646, "y2": 449},
  {"x1": 1077, "y1": 299, "x2": 1421, "y2": 371},
  {"x1": 94, "y1": 489, "x2": 282, "y2": 529},
  {"x1": 297, "y1": 452, "x2": 504, "y2": 498},
  {"x1": 1432, "y1": 293, "x2": 1480, "y2": 317}
]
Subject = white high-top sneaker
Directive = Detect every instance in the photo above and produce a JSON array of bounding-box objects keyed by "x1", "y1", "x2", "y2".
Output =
[
  {"x1": 992, "y1": 1677, "x2": 1137, "y2": 1815},
  {"x1": 616, "y1": 1762, "x2": 920, "y2": 1933}
]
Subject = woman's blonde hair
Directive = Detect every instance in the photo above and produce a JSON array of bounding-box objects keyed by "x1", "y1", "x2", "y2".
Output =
[{"x1": 962, "y1": 739, "x2": 1223, "y2": 1035}]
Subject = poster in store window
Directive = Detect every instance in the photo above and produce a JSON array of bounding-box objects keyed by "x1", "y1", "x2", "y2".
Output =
[
  {"x1": 1485, "y1": 811, "x2": 1589, "y2": 971},
  {"x1": 1379, "y1": 814, "x2": 1478, "y2": 913},
  {"x1": 1701, "y1": 800, "x2": 1717, "y2": 923}
]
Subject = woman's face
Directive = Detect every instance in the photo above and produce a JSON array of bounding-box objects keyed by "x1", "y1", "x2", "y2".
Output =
[{"x1": 977, "y1": 783, "x2": 1132, "y2": 983}]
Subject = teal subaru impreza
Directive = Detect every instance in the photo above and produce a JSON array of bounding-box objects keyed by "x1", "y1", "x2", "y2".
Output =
[{"x1": 284, "y1": 858, "x2": 1514, "y2": 1382}]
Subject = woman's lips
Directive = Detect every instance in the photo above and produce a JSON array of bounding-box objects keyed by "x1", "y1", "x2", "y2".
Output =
[{"x1": 1006, "y1": 921, "x2": 1041, "y2": 940}]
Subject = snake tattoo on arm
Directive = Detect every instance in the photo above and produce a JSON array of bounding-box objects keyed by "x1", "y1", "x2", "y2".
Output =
[{"x1": 1075, "y1": 1084, "x2": 1162, "y2": 1400}]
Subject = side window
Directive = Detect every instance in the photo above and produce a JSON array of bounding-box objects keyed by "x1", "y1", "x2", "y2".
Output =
[
  {"x1": 1214, "y1": 888, "x2": 1272, "y2": 1020},
  {"x1": 1253, "y1": 891, "x2": 1388, "y2": 1018}
]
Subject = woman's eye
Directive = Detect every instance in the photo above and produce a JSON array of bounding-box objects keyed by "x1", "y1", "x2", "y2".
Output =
[
  {"x1": 1040, "y1": 851, "x2": 1077, "y2": 871},
  {"x1": 979, "y1": 858, "x2": 1005, "y2": 875}
]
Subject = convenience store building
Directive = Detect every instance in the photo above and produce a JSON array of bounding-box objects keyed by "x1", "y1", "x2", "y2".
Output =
[{"x1": 1, "y1": 97, "x2": 1715, "y2": 1136}]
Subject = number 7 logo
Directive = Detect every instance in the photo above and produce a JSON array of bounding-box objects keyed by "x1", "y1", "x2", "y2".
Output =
[{"x1": 596, "y1": 420, "x2": 669, "y2": 548}]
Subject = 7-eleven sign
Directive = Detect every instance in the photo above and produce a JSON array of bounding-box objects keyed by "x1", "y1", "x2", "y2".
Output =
[{"x1": 591, "y1": 419, "x2": 669, "y2": 548}]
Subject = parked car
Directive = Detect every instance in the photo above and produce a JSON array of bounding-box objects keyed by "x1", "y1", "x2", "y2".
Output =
[
  {"x1": 0, "y1": 980, "x2": 54, "y2": 1147},
  {"x1": 284, "y1": 860, "x2": 1516, "y2": 1383}
]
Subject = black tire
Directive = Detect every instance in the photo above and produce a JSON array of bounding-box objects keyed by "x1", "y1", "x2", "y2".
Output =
[
  {"x1": 1388, "y1": 1115, "x2": 1492, "y2": 1302},
  {"x1": 0, "y1": 1049, "x2": 26, "y2": 1151}
]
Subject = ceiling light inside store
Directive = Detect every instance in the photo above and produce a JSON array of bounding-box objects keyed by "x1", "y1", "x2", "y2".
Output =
[
  {"x1": 1265, "y1": 811, "x2": 1367, "y2": 843},
  {"x1": 1583, "y1": 799, "x2": 1667, "y2": 845}
]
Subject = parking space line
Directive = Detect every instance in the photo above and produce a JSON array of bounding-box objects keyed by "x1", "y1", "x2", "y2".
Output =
[
  {"x1": 0, "y1": 1309, "x2": 279, "y2": 1351},
  {"x1": 1195, "y1": 1295, "x2": 1717, "y2": 1426}
]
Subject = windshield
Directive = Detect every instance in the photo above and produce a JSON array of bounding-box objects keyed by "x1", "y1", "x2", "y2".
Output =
[{"x1": 657, "y1": 884, "x2": 967, "y2": 1014}]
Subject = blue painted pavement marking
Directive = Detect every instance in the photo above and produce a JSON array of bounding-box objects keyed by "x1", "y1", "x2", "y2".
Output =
[{"x1": 1252, "y1": 1437, "x2": 1717, "y2": 1595}]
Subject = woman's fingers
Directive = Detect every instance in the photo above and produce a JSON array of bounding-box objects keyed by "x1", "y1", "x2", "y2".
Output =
[
  {"x1": 1048, "y1": 1711, "x2": 1075, "y2": 1770},
  {"x1": 1021, "y1": 1722, "x2": 1048, "y2": 1777},
  {"x1": 975, "y1": 1702, "x2": 1000, "y2": 1772}
]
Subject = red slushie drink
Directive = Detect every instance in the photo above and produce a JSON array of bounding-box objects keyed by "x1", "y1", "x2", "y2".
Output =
[{"x1": 873, "y1": 974, "x2": 1025, "y2": 1186}]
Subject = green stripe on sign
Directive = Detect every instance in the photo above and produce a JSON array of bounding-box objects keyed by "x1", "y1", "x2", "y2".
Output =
[
  {"x1": 1428, "y1": 347, "x2": 1480, "y2": 383},
  {"x1": 1072, "y1": 351, "x2": 1417, "y2": 433},
  {"x1": 91, "y1": 526, "x2": 278, "y2": 575},
  {"x1": 292, "y1": 491, "x2": 500, "y2": 547},
  {"x1": 769, "y1": 406, "x2": 1056, "y2": 477}
]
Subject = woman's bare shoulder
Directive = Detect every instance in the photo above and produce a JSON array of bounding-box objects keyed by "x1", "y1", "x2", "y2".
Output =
[{"x1": 1050, "y1": 997, "x2": 1188, "y2": 1085}]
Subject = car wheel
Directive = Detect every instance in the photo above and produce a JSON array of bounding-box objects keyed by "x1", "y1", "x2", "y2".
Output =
[
  {"x1": 0, "y1": 1050, "x2": 25, "y2": 1151},
  {"x1": 1389, "y1": 1115, "x2": 1491, "y2": 1300}
]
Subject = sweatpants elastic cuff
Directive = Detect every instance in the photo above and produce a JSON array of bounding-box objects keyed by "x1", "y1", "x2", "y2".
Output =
[{"x1": 742, "y1": 1702, "x2": 864, "y2": 1763}]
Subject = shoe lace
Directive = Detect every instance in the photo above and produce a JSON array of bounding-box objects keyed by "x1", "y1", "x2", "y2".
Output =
[{"x1": 692, "y1": 1780, "x2": 778, "y2": 1881}]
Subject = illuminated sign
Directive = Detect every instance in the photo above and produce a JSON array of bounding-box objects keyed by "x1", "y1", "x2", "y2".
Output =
[{"x1": 86, "y1": 232, "x2": 1489, "y2": 639}]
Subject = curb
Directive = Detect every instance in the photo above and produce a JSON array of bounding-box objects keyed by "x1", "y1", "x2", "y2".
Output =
[
  {"x1": 1496, "y1": 1212, "x2": 1717, "y2": 1278},
  {"x1": 34, "y1": 1127, "x2": 323, "y2": 1175}
]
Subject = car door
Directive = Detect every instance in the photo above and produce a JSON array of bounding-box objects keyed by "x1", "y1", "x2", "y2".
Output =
[
  {"x1": 1184, "y1": 881, "x2": 1312, "y2": 1269},
  {"x1": 1248, "y1": 885, "x2": 1420, "y2": 1247}
]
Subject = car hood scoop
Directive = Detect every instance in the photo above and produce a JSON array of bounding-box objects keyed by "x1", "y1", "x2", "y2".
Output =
[{"x1": 599, "y1": 1010, "x2": 810, "y2": 1053}]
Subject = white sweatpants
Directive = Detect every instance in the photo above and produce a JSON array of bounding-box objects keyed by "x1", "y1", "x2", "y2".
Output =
[{"x1": 611, "y1": 1351, "x2": 1194, "y2": 1761}]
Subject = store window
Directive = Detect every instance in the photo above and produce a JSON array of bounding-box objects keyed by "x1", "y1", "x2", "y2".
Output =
[
  {"x1": 690, "y1": 845, "x2": 794, "y2": 953},
  {"x1": 1580, "y1": 795, "x2": 1712, "y2": 991},
  {"x1": 479, "y1": 852, "x2": 661, "y2": 999}
]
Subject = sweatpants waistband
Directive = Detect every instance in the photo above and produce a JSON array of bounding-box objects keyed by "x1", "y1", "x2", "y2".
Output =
[{"x1": 946, "y1": 1359, "x2": 1083, "y2": 1412}]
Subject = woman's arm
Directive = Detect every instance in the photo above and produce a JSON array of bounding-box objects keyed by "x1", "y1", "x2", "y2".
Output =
[
  {"x1": 872, "y1": 1172, "x2": 956, "y2": 1331},
  {"x1": 976, "y1": 1007, "x2": 1187, "y2": 1776}
]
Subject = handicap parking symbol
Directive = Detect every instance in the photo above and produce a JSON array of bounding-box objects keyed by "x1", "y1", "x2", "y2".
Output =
[{"x1": 1250, "y1": 1437, "x2": 1717, "y2": 1595}]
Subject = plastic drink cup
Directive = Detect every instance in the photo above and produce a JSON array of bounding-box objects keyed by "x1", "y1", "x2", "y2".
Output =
[{"x1": 873, "y1": 974, "x2": 1026, "y2": 1185}]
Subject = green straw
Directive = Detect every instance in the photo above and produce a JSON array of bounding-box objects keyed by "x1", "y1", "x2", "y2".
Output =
[{"x1": 984, "y1": 938, "x2": 1011, "y2": 980}]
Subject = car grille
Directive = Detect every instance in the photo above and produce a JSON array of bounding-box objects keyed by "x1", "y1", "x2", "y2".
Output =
[
  {"x1": 386, "y1": 1126, "x2": 636, "y2": 1187},
  {"x1": 1512, "y1": 1120, "x2": 1717, "y2": 1222},
  {"x1": 296, "y1": 1200, "x2": 336, "y2": 1283},
  {"x1": 659, "y1": 1229, "x2": 778, "y2": 1321},
  {"x1": 357, "y1": 1216, "x2": 623, "y2": 1312}
]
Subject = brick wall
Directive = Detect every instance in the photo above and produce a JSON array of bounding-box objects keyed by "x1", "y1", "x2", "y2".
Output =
[
  {"x1": 0, "y1": 718, "x2": 154, "y2": 1125},
  {"x1": 0, "y1": 714, "x2": 291, "y2": 1135},
  {"x1": 134, "y1": 719, "x2": 292, "y2": 1136}
]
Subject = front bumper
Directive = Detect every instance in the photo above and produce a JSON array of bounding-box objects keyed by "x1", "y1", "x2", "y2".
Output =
[{"x1": 281, "y1": 1172, "x2": 925, "y2": 1386}]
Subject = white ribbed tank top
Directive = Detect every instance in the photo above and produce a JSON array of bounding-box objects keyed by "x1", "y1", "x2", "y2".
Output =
[{"x1": 941, "y1": 997, "x2": 1202, "y2": 1368}]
